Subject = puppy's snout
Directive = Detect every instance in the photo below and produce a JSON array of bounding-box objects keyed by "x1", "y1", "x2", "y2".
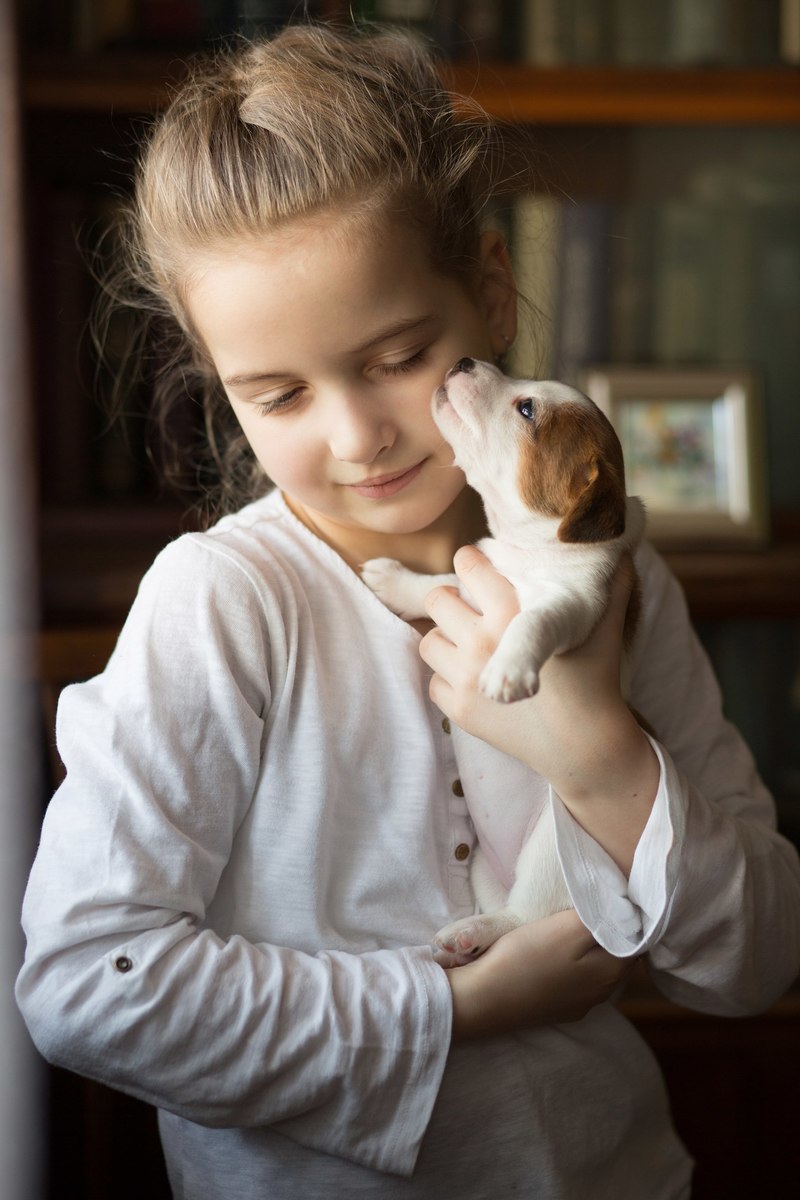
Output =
[{"x1": 448, "y1": 357, "x2": 475, "y2": 378}]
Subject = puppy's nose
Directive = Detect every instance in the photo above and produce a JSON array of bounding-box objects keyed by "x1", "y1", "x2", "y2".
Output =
[{"x1": 448, "y1": 357, "x2": 475, "y2": 377}]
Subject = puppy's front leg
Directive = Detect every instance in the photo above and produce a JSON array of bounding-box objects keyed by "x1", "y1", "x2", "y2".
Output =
[
  {"x1": 479, "y1": 606, "x2": 565, "y2": 702},
  {"x1": 361, "y1": 558, "x2": 457, "y2": 621}
]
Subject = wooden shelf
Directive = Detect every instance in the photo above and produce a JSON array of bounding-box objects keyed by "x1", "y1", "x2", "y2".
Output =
[
  {"x1": 446, "y1": 63, "x2": 800, "y2": 125},
  {"x1": 663, "y1": 539, "x2": 800, "y2": 620},
  {"x1": 22, "y1": 54, "x2": 800, "y2": 124},
  {"x1": 38, "y1": 505, "x2": 800, "y2": 626}
]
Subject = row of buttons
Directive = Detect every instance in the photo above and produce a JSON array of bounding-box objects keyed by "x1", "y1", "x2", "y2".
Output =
[{"x1": 442, "y1": 715, "x2": 471, "y2": 864}]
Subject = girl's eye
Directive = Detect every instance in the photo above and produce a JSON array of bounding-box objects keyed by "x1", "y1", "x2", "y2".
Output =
[
  {"x1": 253, "y1": 388, "x2": 303, "y2": 417},
  {"x1": 517, "y1": 398, "x2": 535, "y2": 420},
  {"x1": 375, "y1": 348, "x2": 427, "y2": 377}
]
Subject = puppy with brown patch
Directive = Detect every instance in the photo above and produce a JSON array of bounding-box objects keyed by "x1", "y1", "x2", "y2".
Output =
[{"x1": 362, "y1": 357, "x2": 646, "y2": 964}]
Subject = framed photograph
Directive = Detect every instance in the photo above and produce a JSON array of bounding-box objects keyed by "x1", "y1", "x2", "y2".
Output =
[{"x1": 580, "y1": 367, "x2": 769, "y2": 545}]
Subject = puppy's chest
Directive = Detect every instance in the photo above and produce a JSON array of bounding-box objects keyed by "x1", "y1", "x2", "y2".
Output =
[{"x1": 476, "y1": 536, "x2": 579, "y2": 593}]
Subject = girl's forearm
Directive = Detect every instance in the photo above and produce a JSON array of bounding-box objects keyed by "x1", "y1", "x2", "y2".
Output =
[{"x1": 532, "y1": 706, "x2": 659, "y2": 876}]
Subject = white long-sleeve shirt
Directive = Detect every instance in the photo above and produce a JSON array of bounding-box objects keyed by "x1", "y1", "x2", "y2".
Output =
[{"x1": 16, "y1": 489, "x2": 800, "y2": 1199}]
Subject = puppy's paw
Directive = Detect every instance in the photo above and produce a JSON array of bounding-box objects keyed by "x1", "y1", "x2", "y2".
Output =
[
  {"x1": 432, "y1": 914, "x2": 508, "y2": 967},
  {"x1": 479, "y1": 654, "x2": 540, "y2": 703},
  {"x1": 361, "y1": 557, "x2": 422, "y2": 619}
]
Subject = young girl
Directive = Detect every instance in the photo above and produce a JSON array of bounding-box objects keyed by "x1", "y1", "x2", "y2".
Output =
[{"x1": 17, "y1": 22, "x2": 800, "y2": 1199}]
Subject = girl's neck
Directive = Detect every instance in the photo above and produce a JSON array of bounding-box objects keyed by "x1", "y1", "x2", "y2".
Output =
[{"x1": 283, "y1": 487, "x2": 488, "y2": 577}]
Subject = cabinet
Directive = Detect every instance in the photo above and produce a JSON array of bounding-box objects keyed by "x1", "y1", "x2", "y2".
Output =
[{"x1": 15, "y1": 4, "x2": 800, "y2": 1197}]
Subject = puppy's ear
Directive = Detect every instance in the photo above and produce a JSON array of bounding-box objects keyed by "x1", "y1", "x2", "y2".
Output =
[{"x1": 558, "y1": 456, "x2": 627, "y2": 543}]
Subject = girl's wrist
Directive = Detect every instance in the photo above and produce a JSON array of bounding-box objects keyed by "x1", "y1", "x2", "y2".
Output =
[{"x1": 535, "y1": 704, "x2": 654, "y2": 803}]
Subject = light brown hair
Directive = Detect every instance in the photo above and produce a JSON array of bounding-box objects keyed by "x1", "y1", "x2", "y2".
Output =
[{"x1": 103, "y1": 21, "x2": 512, "y2": 521}]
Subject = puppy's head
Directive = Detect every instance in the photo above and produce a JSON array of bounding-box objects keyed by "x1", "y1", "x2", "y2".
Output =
[{"x1": 433, "y1": 358, "x2": 627, "y2": 543}]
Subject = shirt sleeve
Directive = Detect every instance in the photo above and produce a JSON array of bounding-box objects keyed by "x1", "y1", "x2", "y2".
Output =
[
  {"x1": 550, "y1": 541, "x2": 800, "y2": 1016},
  {"x1": 15, "y1": 536, "x2": 452, "y2": 1177}
]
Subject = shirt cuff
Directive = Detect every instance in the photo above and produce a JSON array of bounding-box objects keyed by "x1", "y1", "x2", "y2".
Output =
[{"x1": 551, "y1": 735, "x2": 684, "y2": 957}]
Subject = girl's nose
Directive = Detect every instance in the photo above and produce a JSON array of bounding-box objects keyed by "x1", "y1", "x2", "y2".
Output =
[{"x1": 328, "y1": 393, "x2": 394, "y2": 464}]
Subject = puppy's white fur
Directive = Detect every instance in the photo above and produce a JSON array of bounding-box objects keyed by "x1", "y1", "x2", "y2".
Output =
[{"x1": 362, "y1": 359, "x2": 646, "y2": 965}]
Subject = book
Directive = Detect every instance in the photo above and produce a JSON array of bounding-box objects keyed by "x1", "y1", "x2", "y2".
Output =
[
  {"x1": 609, "y1": 202, "x2": 656, "y2": 364},
  {"x1": 521, "y1": 0, "x2": 571, "y2": 65},
  {"x1": 668, "y1": 0, "x2": 729, "y2": 64},
  {"x1": 611, "y1": 0, "x2": 669, "y2": 65},
  {"x1": 508, "y1": 192, "x2": 562, "y2": 379},
  {"x1": 650, "y1": 199, "x2": 718, "y2": 363},
  {"x1": 571, "y1": 0, "x2": 611, "y2": 63},
  {"x1": 781, "y1": 0, "x2": 800, "y2": 62},
  {"x1": 750, "y1": 201, "x2": 800, "y2": 510},
  {"x1": 553, "y1": 200, "x2": 613, "y2": 384},
  {"x1": 138, "y1": 0, "x2": 204, "y2": 42},
  {"x1": 436, "y1": 0, "x2": 516, "y2": 61},
  {"x1": 73, "y1": 0, "x2": 138, "y2": 52},
  {"x1": 356, "y1": 0, "x2": 438, "y2": 37}
]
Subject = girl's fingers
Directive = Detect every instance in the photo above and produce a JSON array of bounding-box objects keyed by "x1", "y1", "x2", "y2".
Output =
[
  {"x1": 422, "y1": 584, "x2": 478, "y2": 640},
  {"x1": 451, "y1": 545, "x2": 519, "y2": 625},
  {"x1": 422, "y1": 545, "x2": 518, "y2": 644}
]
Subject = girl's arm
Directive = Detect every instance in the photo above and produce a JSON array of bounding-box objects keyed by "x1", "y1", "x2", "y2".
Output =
[
  {"x1": 420, "y1": 544, "x2": 800, "y2": 1018},
  {"x1": 15, "y1": 538, "x2": 451, "y2": 1178}
]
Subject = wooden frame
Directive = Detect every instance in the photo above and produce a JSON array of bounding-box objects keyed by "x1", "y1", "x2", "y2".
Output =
[{"x1": 581, "y1": 366, "x2": 769, "y2": 545}]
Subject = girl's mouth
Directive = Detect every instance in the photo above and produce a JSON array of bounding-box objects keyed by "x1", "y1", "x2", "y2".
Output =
[{"x1": 347, "y1": 459, "x2": 426, "y2": 499}]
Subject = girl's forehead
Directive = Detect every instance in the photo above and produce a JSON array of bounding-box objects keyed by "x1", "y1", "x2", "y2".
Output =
[
  {"x1": 187, "y1": 209, "x2": 462, "y2": 320},
  {"x1": 195, "y1": 204, "x2": 419, "y2": 270}
]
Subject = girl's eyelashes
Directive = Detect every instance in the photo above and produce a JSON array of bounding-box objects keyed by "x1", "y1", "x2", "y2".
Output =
[
  {"x1": 374, "y1": 347, "x2": 428, "y2": 377},
  {"x1": 253, "y1": 388, "x2": 304, "y2": 417}
]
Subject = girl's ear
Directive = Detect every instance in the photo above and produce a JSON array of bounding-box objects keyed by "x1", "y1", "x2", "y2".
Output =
[{"x1": 477, "y1": 229, "x2": 518, "y2": 359}]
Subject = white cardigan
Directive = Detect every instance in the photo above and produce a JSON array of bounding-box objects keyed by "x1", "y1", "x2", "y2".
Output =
[{"x1": 16, "y1": 490, "x2": 800, "y2": 1199}]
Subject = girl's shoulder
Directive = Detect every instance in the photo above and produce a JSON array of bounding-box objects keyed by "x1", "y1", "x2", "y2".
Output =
[
  {"x1": 149, "y1": 489, "x2": 330, "y2": 603},
  {"x1": 133, "y1": 488, "x2": 374, "y2": 645}
]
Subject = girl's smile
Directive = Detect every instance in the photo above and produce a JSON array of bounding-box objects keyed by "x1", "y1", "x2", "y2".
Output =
[
  {"x1": 184, "y1": 210, "x2": 515, "y2": 574},
  {"x1": 346, "y1": 458, "x2": 428, "y2": 499}
]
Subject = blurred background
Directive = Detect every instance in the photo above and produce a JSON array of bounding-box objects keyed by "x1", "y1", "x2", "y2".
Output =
[{"x1": 2, "y1": 2, "x2": 799, "y2": 1196}]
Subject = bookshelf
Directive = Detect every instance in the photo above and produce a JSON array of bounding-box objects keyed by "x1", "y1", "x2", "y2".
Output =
[
  {"x1": 14, "y1": 10, "x2": 800, "y2": 1200},
  {"x1": 21, "y1": 56, "x2": 800, "y2": 121},
  {"x1": 21, "y1": 50, "x2": 800, "y2": 618}
]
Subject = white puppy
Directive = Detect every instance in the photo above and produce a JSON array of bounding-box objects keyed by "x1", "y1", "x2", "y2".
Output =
[{"x1": 362, "y1": 358, "x2": 646, "y2": 965}]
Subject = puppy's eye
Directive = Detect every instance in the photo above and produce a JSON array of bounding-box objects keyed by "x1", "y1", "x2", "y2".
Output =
[{"x1": 517, "y1": 398, "x2": 535, "y2": 420}]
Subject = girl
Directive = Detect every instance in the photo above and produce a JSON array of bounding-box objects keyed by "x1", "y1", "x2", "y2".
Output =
[{"x1": 17, "y1": 22, "x2": 800, "y2": 1199}]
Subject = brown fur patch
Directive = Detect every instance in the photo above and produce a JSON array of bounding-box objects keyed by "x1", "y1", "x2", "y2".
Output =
[{"x1": 516, "y1": 400, "x2": 628, "y2": 543}]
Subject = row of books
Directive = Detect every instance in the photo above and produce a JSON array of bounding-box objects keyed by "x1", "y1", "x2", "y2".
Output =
[
  {"x1": 29, "y1": 184, "x2": 201, "y2": 509},
  {"x1": 31, "y1": 175, "x2": 799, "y2": 514},
  {"x1": 508, "y1": 0, "x2": 795, "y2": 66},
  {"x1": 24, "y1": 0, "x2": 800, "y2": 65}
]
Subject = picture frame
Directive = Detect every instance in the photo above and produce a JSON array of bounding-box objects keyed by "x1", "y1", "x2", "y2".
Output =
[{"x1": 579, "y1": 367, "x2": 769, "y2": 546}]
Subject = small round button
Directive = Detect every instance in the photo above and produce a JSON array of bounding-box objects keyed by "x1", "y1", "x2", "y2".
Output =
[
  {"x1": 454, "y1": 843, "x2": 470, "y2": 862},
  {"x1": 114, "y1": 956, "x2": 133, "y2": 973},
  {"x1": 451, "y1": 779, "x2": 464, "y2": 797},
  {"x1": 441, "y1": 717, "x2": 451, "y2": 735}
]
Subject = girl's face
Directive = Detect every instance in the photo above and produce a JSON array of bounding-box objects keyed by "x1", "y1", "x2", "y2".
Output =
[{"x1": 185, "y1": 211, "x2": 516, "y2": 571}]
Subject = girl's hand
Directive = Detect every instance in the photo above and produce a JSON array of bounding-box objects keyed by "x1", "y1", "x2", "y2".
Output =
[
  {"x1": 419, "y1": 544, "x2": 633, "y2": 776},
  {"x1": 419, "y1": 546, "x2": 659, "y2": 874},
  {"x1": 446, "y1": 909, "x2": 629, "y2": 1040}
]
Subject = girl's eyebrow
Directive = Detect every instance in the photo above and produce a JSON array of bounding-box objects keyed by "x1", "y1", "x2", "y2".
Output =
[
  {"x1": 354, "y1": 313, "x2": 435, "y2": 353},
  {"x1": 222, "y1": 315, "x2": 436, "y2": 389}
]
